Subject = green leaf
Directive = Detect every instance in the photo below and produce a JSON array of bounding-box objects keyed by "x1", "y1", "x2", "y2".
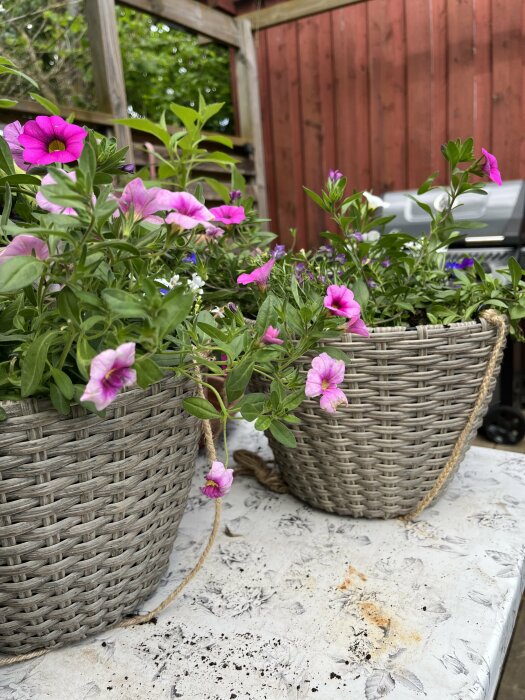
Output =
[
  {"x1": 203, "y1": 177, "x2": 230, "y2": 203},
  {"x1": 254, "y1": 415, "x2": 272, "y2": 431},
  {"x1": 352, "y1": 278, "x2": 369, "y2": 310},
  {"x1": 225, "y1": 359, "x2": 254, "y2": 403},
  {"x1": 135, "y1": 356, "x2": 164, "y2": 388},
  {"x1": 29, "y1": 92, "x2": 61, "y2": 115},
  {"x1": 508, "y1": 257, "x2": 522, "y2": 289},
  {"x1": 318, "y1": 346, "x2": 351, "y2": 365},
  {"x1": 57, "y1": 287, "x2": 81, "y2": 324},
  {"x1": 0, "y1": 136, "x2": 15, "y2": 174},
  {"x1": 0, "y1": 174, "x2": 41, "y2": 186},
  {"x1": 21, "y1": 331, "x2": 57, "y2": 397},
  {"x1": 102, "y1": 289, "x2": 148, "y2": 318},
  {"x1": 269, "y1": 420, "x2": 297, "y2": 448},
  {"x1": 155, "y1": 289, "x2": 193, "y2": 339},
  {"x1": 113, "y1": 118, "x2": 171, "y2": 149},
  {"x1": 50, "y1": 368, "x2": 74, "y2": 399},
  {"x1": 50, "y1": 382, "x2": 70, "y2": 415},
  {"x1": 303, "y1": 186, "x2": 327, "y2": 211},
  {"x1": 0, "y1": 406, "x2": 6, "y2": 421},
  {"x1": 204, "y1": 132, "x2": 233, "y2": 149},
  {"x1": 170, "y1": 103, "x2": 199, "y2": 130},
  {"x1": 0, "y1": 256, "x2": 44, "y2": 293},
  {"x1": 197, "y1": 322, "x2": 228, "y2": 342},
  {"x1": 238, "y1": 392, "x2": 266, "y2": 422},
  {"x1": 0, "y1": 99, "x2": 17, "y2": 108},
  {"x1": 183, "y1": 396, "x2": 222, "y2": 420},
  {"x1": 255, "y1": 293, "x2": 279, "y2": 335}
]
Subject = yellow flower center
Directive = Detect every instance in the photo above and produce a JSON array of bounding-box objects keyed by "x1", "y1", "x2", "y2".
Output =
[
  {"x1": 321, "y1": 379, "x2": 330, "y2": 390},
  {"x1": 48, "y1": 139, "x2": 66, "y2": 152},
  {"x1": 205, "y1": 479, "x2": 218, "y2": 488}
]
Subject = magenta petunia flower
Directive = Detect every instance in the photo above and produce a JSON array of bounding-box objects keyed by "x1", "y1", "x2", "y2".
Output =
[
  {"x1": 210, "y1": 205, "x2": 246, "y2": 225},
  {"x1": 36, "y1": 172, "x2": 80, "y2": 216},
  {"x1": 305, "y1": 352, "x2": 348, "y2": 413},
  {"x1": 0, "y1": 234, "x2": 49, "y2": 265},
  {"x1": 18, "y1": 115, "x2": 87, "y2": 165},
  {"x1": 329, "y1": 169, "x2": 343, "y2": 182},
  {"x1": 261, "y1": 325, "x2": 284, "y2": 345},
  {"x1": 3, "y1": 120, "x2": 28, "y2": 171},
  {"x1": 80, "y1": 342, "x2": 137, "y2": 411},
  {"x1": 114, "y1": 178, "x2": 172, "y2": 224},
  {"x1": 200, "y1": 461, "x2": 234, "y2": 499},
  {"x1": 346, "y1": 316, "x2": 370, "y2": 337},
  {"x1": 165, "y1": 191, "x2": 214, "y2": 230},
  {"x1": 481, "y1": 148, "x2": 502, "y2": 186},
  {"x1": 237, "y1": 258, "x2": 276, "y2": 290},
  {"x1": 324, "y1": 284, "x2": 362, "y2": 320}
]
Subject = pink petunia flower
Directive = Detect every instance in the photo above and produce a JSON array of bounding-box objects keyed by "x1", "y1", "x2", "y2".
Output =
[
  {"x1": 203, "y1": 222, "x2": 225, "y2": 238},
  {"x1": 0, "y1": 234, "x2": 49, "y2": 265},
  {"x1": 18, "y1": 115, "x2": 87, "y2": 165},
  {"x1": 305, "y1": 352, "x2": 348, "y2": 413},
  {"x1": 3, "y1": 121, "x2": 28, "y2": 171},
  {"x1": 165, "y1": 191, "x2": 214, "y2": 230},
  {"x1": 36, "y1": 172, "x2": 80, "y2": 216},
  {"x1": 481, "y1": 148, "x2": 502, "y2": 186},
  {"x1": 80, "y1": 342, "x2": 137, "y2": 411},
  {"x1": 261, "y1": 325, "x2": 284, "y2": 345},
  {"x1": 346, "y1": 316, "x2": 370, "y2": 337},
  {"x1": 114, "y1": 178, "x2": 172, "y2": 224},
  {"x1": 200, "y1": 461, "x2": 234, "y2": 499},
  {"x1": 324, "y1": 284, "x2": 361, "y2": 319},
  {"x1": 237, "y1": 257, "x2": 275, "y2": 290},
  {"x1": 210, "y1": 205, "x2": 246, "y2": 225}
]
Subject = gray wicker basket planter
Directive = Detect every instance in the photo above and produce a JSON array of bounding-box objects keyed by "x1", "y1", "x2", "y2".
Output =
[
  {"x1": 0, "y1": 375, "x2": 200, "y2": 655},
  {"x1": 264, "y1": 318, "x2": 506, "y2": 519}
]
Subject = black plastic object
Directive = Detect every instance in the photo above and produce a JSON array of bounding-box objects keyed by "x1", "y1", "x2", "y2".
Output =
[{"x1": 480, "y1": 405, "x2": 525, "y2": 445}]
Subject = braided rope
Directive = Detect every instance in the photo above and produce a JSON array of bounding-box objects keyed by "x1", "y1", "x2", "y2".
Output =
[
  {"x1": 401, "y1": 309, "x2": 507, "y2": 521},
  {"x1": 0, "y1": 366, "x2": 220, "y2": 665},
  {"x1": 233, "y1": 449, "x2": 289, "y2": 493}
]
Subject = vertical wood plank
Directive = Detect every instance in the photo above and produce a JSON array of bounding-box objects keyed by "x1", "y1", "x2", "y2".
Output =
[
  {"x1": 84, "y1": 0, "x2": 134, "y2": 159},
  {"x1": 406, "y1": 0, "x2": 433, "y2": 187},
  {"x1": 367, "y1": 0, "x2": 407, "y2": 193},
  {"x1": 331, "y1": 2, "x2": 371, "y2": 192},
  {"x1": 447, "y1": 0, "x2": 475, "y2": 141},
  {"x1": 473, "y1": 0, "x2": 492, "y2": 155},
  {"x1": 491, "y1": 0, "x2": 523, "y2": 178},
  {"x1": 298, "y1": 13, "x2": 334, "y2": 247},
  {"x1": 235, "y1": 19, "x2": 269, "y2": 216},
  {"x1": 430, "y1": 0, "x2": 448, "y2": 178}
]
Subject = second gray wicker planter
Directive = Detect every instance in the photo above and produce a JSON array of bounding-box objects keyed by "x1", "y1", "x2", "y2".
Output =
[
  {"x1": 265, "y1": 318, "x2": 505, "y2": 518},
  {"x1": 0, "y1": 375, "x2": 200, "y2": 656}
]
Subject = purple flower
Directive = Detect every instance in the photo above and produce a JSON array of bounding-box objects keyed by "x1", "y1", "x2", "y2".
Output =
[
  {"x1": 203, "y1": 223, "x2": 224, "y2": 238},
  {"x1": 335, "y1": 253, "x2": 346, "y2": 264},
  {"x1": 445, "y1": 261, "x2": 461, "y2": 271},
  {"x1": 210, "y1": 205, "x2": 246, "y2": 225},
  {"x1": 3, "y1": 121, "x2": 28, "y2": 170},
  {"x1": 227, "y1": 302, "x2": 238, "y2": 313},
  {"x1": 381, "y1": 258, "x2": 391, "y2": 268},
  {"x1": 0, "y1": 234, "x2": 49, "y2": 265},
  {"x1": 120, "y1": 163, "x2": 136, "y2": 174},
  {"x1": 305, "y1": 352, "x2": 348, "y2": 413},
  {"x1": 80, "y1": 342, "x2": 137, "y2": 411},
  {"x1": 18, "y1": 115, "x2": 87, "y2": 165},
  {"x1": 229, "y1": 189, "x2": 242, "y2": 202},
  {"x1": 329, "y1": 169, "x2": 343, "y2": 182},
  {"x1": 352, "y1": 232, "x2": 364, "y2": 243},
  {"x1": 460, "y1": 257, "x2": 475, "y2": 269},
  {"x1": 237, "y1": 258, "x2": 275, "y2": 290},
  {"x1": 201, "y1": 461, "x2": 234, "y2": 499},
  {"x1": 261, "y1": 325, "x2": 284, "y2": 345},
  {"x1": 273, "y1": 244, "x2": 286, "y2": 259},
  {"x1": 183, "y1": 252, "x2": 197, "y2": 264},
  {"x1": 324, "y1": 284, "x2": 361, "y2": 319},
  {"x1": 366, "y1": 279, "x2": 377, "y2": 288},
  {"x1": 165, "y1": 192, "x2": 214, "y2": 229},
  {"x1": 346, "y1": 315, "x2": 370, "y2": 337},
  {"x1": 481, "y1": 148, "x2": 502, "y2": 186},
  {"x1": 115, "y1": 178, "x2": 171, "y2": 224}
]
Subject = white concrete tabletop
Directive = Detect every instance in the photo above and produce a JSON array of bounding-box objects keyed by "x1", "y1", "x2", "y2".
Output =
[{"x1": 1, "y1": 421, "x2": 524, "y2": 700}]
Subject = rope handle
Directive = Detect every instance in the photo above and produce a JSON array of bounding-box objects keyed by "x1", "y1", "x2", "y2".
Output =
[
  {"x1": 401, "y1": 309, "x2": 507, "y2": 520},
  {"x1": 0, "y1": 365, "x2": 221, "y2": 666}
]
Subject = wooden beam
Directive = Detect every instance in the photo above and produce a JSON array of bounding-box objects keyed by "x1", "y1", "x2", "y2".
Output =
[
  {"x1": 241, "y1": 0, "x2": 368, "y2": 30},
  {"x1": 119, "y1": 0, "x2": 241, "y2": 46},
  {"x1": 84, "y1": 0, "x2": 134, "y2": 160},
  {"x1": 234, "y1": 19, "x2": 268, "y2": 216},
  {"x1": 0, "y1": 99, "x2": 115, "y2": 127}
]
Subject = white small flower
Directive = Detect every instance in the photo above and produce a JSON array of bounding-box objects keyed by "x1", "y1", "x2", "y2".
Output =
[
  {"x1": 188, "y1": 273, "x2": 205, "y2": 295},
  {"x1": 404, "y1": 239, "x2": 423, "y2": 251},
  {"x1": 363, "y1": 191, "x2": 390, "y2": 210},
  {"x1": 433, "y1": 191, "x2": 460, "y2": 213},
  {"x1": 155, "y1": 273, "x2": 180, "y2": 290},
  {"x1": 211, "y1": 306, "x2": 225, "y2": 318},
  {"x1": 362, "y1": 230, "x2": 381, "y2": 243}
]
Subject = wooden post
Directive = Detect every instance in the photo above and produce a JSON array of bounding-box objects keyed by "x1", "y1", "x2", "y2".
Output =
[
  {"x1": 235, "y1": 18, "x2": 268, "y2": 217},
  {"x1": 85, "y1": 0, "x2": 134, "y2": 160}
]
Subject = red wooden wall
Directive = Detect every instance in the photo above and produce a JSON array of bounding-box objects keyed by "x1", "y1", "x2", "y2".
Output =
[{"x1": 243, "y1": 0, "x2": 525, "y2": 247}]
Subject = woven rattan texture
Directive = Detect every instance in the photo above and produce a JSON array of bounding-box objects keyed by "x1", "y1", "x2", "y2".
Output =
[
  {"x1": 0, "y1": 375, "x2": 200, "y2": 654},
  {"x1": 264, "y1": 319, "x2": 505, "y2": 518}
]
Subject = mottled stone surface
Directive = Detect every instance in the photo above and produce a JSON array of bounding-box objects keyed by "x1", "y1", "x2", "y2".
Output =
[{"x1": 1, "y1": 421, "x2": 525, "y2": 700}]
